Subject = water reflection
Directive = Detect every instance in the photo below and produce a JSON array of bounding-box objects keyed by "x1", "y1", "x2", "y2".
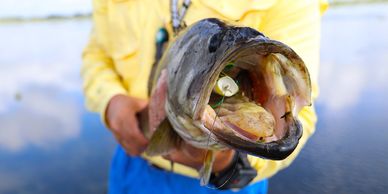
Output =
[
  {"x1": 0, "y1": 86, "x2": 81, "y2": 151},
  {"x1": 318, "y1": 3, "x2": 388, "y2": 113},
  {"x1": 0, "y1": 21, "x2": 85, "y2": 113},
  {"x1": 0, "y1": 20, "x2": 89, "y2": 150},
  {"x1": 0, "y1": 20, "x2": 116, "y2": 193},
  {"x1": 0, "y1": 3, "x2": 387, "y2": 194},
  {"x1": 269, "y1": 4, "x2": 388, "y2": 194}
]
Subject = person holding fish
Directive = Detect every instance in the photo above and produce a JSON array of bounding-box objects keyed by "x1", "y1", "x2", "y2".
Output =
[{"x1": 81, "y1": 0, "x2": 328, "y2": 193}]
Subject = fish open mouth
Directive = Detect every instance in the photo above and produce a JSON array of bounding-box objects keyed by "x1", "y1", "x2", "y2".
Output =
[{"x1": 200, "y1": 41, "x2": 310, "y2": 160}]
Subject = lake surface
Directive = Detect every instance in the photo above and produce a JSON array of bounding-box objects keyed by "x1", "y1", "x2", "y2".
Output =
[
  {"x1": 0, "y1": 20, "x2": 115, "y2": 193},
  {"x1": 0, "y1": 4, "x2": 387, "y2": 194},
  {"x1": 269, "y1": 4, "x2": 388, "y2": 194}
]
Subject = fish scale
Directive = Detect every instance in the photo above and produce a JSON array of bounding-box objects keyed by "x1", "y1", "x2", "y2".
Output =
[{"x1": 141, "y1": 18, "x2": 311, "y2": 186}]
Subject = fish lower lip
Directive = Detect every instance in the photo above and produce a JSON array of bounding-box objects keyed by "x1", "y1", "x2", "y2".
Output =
[{"x1": 211, "y1": 119, "x2": 303, "y2": 160}]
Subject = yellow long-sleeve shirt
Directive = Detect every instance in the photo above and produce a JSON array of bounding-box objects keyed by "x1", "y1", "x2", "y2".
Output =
[{"x1": 81, "y1": 0, "x2": 328, "y2": 182}]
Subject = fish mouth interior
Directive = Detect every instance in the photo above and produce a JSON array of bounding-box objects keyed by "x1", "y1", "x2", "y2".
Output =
[{"x1": 205, "y1": 49, "x2": 293, "y2": 144}]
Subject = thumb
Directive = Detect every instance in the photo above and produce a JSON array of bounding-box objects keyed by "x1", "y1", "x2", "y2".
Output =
[
  {"x1": 137, "y1": 99, "x2": 148, "y2": 110},
  {"x1": 132, "y1": 98, "x2": 148, "y2": 111}
]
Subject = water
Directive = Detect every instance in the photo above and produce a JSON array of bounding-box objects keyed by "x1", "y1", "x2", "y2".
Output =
[
  {"x1": 269, "y1": 4, "x2": 388, "y2": 194},
  {"x1": 0, "y1": 4, "x2": 387, "y2": 194},
  {"x1": 0, "y1": 20, "x2": 116, "y2": 193}
]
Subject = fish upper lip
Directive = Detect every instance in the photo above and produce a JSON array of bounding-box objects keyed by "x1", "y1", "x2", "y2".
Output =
[
  {"x1": 193, "y1": 41, "x2": 263, "y2": 119},
  {"x1": 194, "y1": 41, "x2": 305, "y2": 160},
  {"x1": 163, "y1": 18, "x2": 309, "y2": 161}
]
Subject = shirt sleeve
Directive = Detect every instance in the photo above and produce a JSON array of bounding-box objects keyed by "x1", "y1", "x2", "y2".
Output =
[
  {"x1": 81, "y1": 0, "x2": 127, "y2": 126},
  {"x1": 247, "y1": 0, "x2": 328, "y2": 182}
]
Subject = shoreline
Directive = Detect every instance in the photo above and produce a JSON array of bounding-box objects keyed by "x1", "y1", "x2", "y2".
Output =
[
  {"x1": 0, "y1": 14, "x2": 91, "y2": 24},
  {"x1": 330, "y1": 0, "x2": 388, "y2": 6},
  {"x1": 0, "y1": 0, "x2": 388, "y2": 24}
]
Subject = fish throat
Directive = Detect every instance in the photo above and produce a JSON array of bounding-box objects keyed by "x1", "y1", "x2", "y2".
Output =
[{"x1": 199, "y1": 44, "x2": 305, "y2": 144}]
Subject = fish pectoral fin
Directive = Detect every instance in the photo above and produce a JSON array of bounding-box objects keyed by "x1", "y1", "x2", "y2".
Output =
[
  {"x1": 199, "y1": 150, "x2": 215, "y2": 186},
  {"x1": 145, "y1": 119, "x2": 181, "y2": 156}
]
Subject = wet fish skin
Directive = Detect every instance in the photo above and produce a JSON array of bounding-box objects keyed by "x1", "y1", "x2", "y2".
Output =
[
  {"x1": 154, "y1": 18, "x2": 308, "y2": 155},
  {"x1": 144, "y1": 18, "x2": 311, "y2": 184}
]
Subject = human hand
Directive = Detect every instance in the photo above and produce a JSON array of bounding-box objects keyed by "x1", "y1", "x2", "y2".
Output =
[
  {"x1": 164, "y1": 142, "x2": 235, "y2": 173},
  {"x1": 106, "y1": 94, "x2": 149, "y2": 156}
]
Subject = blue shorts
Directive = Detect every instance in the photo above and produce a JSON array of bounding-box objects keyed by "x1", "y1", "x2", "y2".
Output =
[{"x1": 108, "y1": 146, "x2": 268, "y2": 194}]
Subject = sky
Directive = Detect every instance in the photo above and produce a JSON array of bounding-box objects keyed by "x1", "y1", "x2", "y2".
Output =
[
  {"x1": 0, "y1": 0, "x2": 350, "y2": 19},
  {"x1": 0, "y1": 0, "x2": 92, "y2": 19}
]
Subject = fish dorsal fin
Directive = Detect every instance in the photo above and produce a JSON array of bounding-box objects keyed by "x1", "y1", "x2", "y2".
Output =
[
  {"x1": 199, "y1": 150, "x2": 215, "y2": 186},
  {"x1": 145, "y1": 119, "x2": 181, "y2": 156}
]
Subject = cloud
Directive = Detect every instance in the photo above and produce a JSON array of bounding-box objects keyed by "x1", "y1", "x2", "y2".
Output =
[
  {"x1": 0, "y1": 0, "x2": 92, "y2": 18},
  {"x1": 0, "y1": 61, "x2": 81, "y2": 113},
  {"x1": 318, "y1": 59, "x2": 388, "y2": 114},
  {"x1": 0, "y1": 86, "x2": 81, "y2": 151},
  {"x1": 0, "y1": 21, "x2": 90, "y2": 151},
  {"x1": 318, "y1": 62, "x2": 366, "y2": 112},
  {"x1": 317, "y1": 5, "x2": 388, "y2": 113}
]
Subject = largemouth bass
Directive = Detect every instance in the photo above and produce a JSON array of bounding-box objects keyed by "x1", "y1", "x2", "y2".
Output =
[{"x1": 141, "y1": 18, "x2": 311, "y2": 185}]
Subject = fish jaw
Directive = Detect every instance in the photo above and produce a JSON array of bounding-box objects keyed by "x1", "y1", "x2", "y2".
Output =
[
  {"x1": 200, "y1": 104, "x2": 302, "y2": 160},
  {"x1": 156, "y1": 18, "x2": 310, "y2": 160},
  {"x1": 194, "y1": 40, "x2": 310, "y2": 159},
  {"x1": 219, "y1": 117, "x2": 302, "y2": 160}
]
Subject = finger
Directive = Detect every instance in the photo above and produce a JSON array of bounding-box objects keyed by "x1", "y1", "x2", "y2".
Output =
[
  {"x1": 164, "y1": 148, "x2": 204, "y2": 169},
  {"x1": 112, "y1": 119, "x2": 142, "y2": 156},
  {"x1": 108, "y1": 118, "x2": 121, "y2": 134},
  {"x1": 166, "y1": 151, "x2": 203, "y2": 170},
  {"x1": 111, "y1": 131, "x2": 137, "y2": 155},
  {"x1": 119, "y1": 138, "x2": 141, "y2": 156},
  {"x1": 212, "y1": 150, "x2": 236, "y2": 172},
  {"x1": 121, "y1": 115, "x2": 149, "y2": 152},
  {"x1": 179, "y1": 142, "x2": 207, "y2": 162},
  {"x1": 130, "y1": 97, "x2": 148, "y2": 111},
  {"x1": 136, "y1": 99, "x2": 148, "y2": 111},
  {"x1": 163, "y1": 152, "x2": 185, "y2": 165},
  {"x1": 112, "y1": 112, "x2": 147, "y2": 155},
  {"x1": 125, "y1": 114, "x2": 149, "y2": 145}
]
